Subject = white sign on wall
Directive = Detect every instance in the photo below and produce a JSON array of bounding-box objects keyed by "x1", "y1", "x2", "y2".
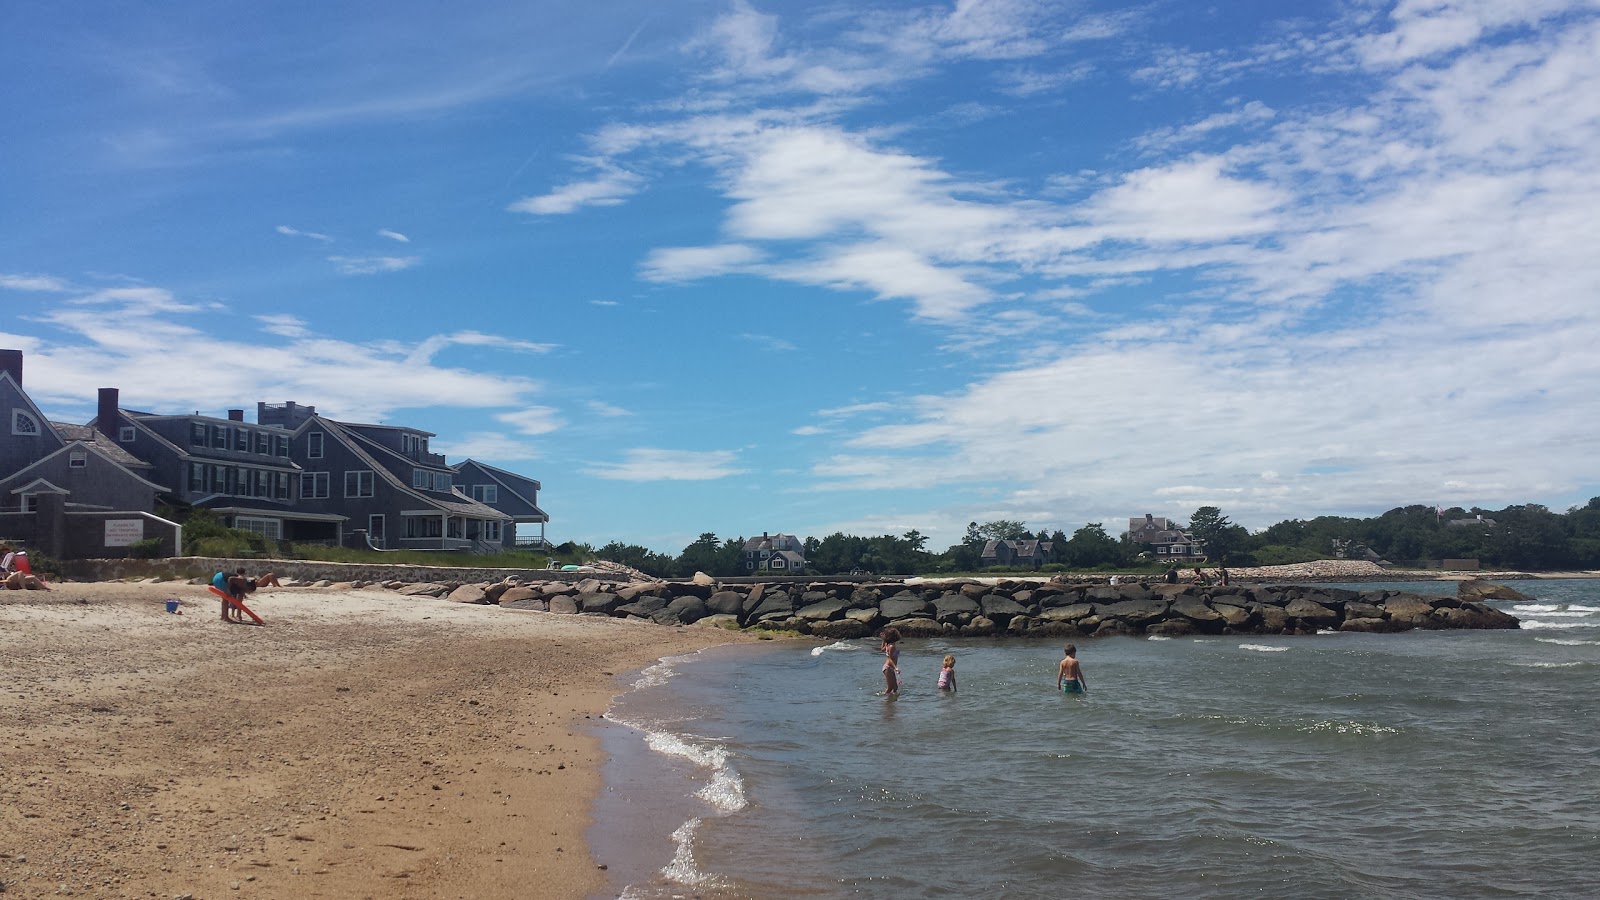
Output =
[{"x1": 104, "y1": 519, "x2": 145, "y2": 547}]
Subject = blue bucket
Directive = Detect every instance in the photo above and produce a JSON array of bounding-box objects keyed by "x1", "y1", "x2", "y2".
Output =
[{"x1": 165, "y1": 599, "x2": 180, "y2": 614}]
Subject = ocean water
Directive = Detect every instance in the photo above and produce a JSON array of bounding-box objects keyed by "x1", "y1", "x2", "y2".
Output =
[{"x1": 594, "y1": 580, "x2": 1600, "y2": 899}]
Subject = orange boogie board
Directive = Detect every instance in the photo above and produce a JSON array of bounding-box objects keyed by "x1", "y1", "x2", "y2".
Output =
[{"x1": 207, "y1": 585, "x2": 265, "y2": 625}]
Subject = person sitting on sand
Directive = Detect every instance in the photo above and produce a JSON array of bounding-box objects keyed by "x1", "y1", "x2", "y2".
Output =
[
  {"x1": 938, "y1": 654, "x2": 957, "y2": 693},
  {"x1": 2, "y1": 547, "x2": 49, "y2": 590},
  {"x1": 1194, "y1": 567, "x2": 1212, "y2": 586},
  {"x1": 1057, "y1": 644, "x2": 1087, "y2": 694},
  {"x1": 256, "y1": 571, "x2": 283, "y2": 588}
]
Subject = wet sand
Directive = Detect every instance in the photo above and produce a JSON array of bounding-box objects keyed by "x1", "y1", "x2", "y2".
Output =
[{"x1": 0, "y1": 582, "x2": 747, "y2": 899}]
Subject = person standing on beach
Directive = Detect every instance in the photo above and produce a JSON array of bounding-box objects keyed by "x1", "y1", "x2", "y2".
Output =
[
  {"x1": 1163, "y1": 566, "x2": 1179, "y2": 584},
  {"x1": 879, "y1": 628, "x2": 902, "y2": 697},
  {"x1": 1057, "y1": 644, "x2": 1087, "y2": 694},
  {"x1": 1218, "y1": 567, "x2": 1231, "y2": 586}
]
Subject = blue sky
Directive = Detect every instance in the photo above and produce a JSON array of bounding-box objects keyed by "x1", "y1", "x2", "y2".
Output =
[{"x1": 4, "y1": 0, "x2": 1599, "y2": 554}]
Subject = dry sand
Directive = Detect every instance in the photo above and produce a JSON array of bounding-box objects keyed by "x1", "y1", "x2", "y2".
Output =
[{"x1": 0, "y1": 582, "x2": 749, "y2": 899}]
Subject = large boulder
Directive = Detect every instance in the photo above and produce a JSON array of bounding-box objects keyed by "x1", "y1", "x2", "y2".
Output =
[
  {"x1": 1344, "y1": 601, "x2": 1384, "y2": 620},
  {"x1": 848, "y1": 586, "x2": 884, "y2": 608},
  {"x1": 484, "y1": 582, "x2": 513, "y2": 603},
  {"x1": 548, "y1": 595, "x2": 580, "y2": 615},
  {"x1": 663, "y1": 595, "x2": 708, "y2": 625},
  {"x1": 1284, "y1": 598, "x2": 1340, "y2": 629},
  {"x1": 706, "y1": 590, "x2": 745, "y2": 616},
  {"x1": 932, "y1": 593, "x2": 980, "y2": 623},
  {"x1": 796, "y1": 599, "x2": 847, "y2": 621},
  {"x1": 961, "y1": 616, "x2": 998, "y2": 636},
  {"x1": 844, "y1": 607, "x2": 882, "y2": 626},
  {"x1": 890, "y1": 617, "x2": 944, "y2": 638},
  {"x1": 1039, "y1": 603, "x2": 1095, "y2": 623},
  {"x1": 616, "y1": 596, "x2": 669, "y2": 618},
  {"x1": 1434, "y1": 605, "x2": 1520, "y2": 630},
  {"x1": 1211, "y1": 603, "x2": 1255, "y2": 630},
  {"x1": 880, "y1": 596, "x2": 931, "y2": 620},
  {"x1": 745, "y1": 592, "x2": 795, "y2": 623},
  {"x1": 1383, "y1": 595, "x2": 1435, "y2": 626},
  {"x1": 499, "y1": 594, "x2": 547, "y2": 612},
  {"x1": 1341, "y1": 617, "x2": 1397, "y2": 633},
  {"x1": 811, "y1": 619, "x2": 871, "y2": 639},
  {"x1": 1256, "y1": 605, "x2": 1290, "y2": 633},
  {"x1": 399, "y1": 583, "x2": 449, "y2": 597},
  {"x1": 1147, "y1": 618, "x2": 1196, "y2": 636},
  {"x1": 447, "y1": 584, "x2": 489, "y2": 604},
  {"x1": 578, "y1": 592, "x2": 624, "y2": 614},
  {"x1": 1169, "y1": 598, "x2": 1224, "y2": 629},
  {"x1": 1098, "y1": 597, "x2": 1169, "y2": 628},
  {"x1": 1094, "y1": 619, "x2": 1135, "y2": 637},
  {"x1": 1458, "y1": 579, "x2": 1535, "y2": 602},
  {"x1": 980, "y1": 595, "x2": 1027, "y2": 620}
]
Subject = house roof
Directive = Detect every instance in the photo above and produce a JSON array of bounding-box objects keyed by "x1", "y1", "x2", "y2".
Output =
[
  {"x1": 312, "y1": 416, "x2": 506, "y2": 520},
  {"x1": 0, "y1": 440, "x2": 170, "y2": 494},
  {"x1": 457, "y1": 458, "x2": 541, "y2": 492},
  {"x1": 50, "y1": 422, "x2": 154, "y2": 469}
]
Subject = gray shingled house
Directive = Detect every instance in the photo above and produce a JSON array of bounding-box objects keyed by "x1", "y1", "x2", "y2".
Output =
[{"x1": 452, "y1": 458, "x2": 549, "y2": 549}]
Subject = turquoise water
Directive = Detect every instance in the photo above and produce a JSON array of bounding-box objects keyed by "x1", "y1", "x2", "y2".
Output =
[{"x1": 597, "y1": 581, "x2": 1600, "y2": 899}]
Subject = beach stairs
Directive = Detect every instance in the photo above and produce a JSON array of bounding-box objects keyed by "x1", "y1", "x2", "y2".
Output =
[{"x1": 207, "y1": 585, "x2": 265, "y2": 625}]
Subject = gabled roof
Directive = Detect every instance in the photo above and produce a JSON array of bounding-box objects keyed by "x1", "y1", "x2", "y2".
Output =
[
  {"x1": 9, "y1": 477, "x2": 69, "y2": 495},
  {"x1": 309, "y1": 416, "x2": 506, "y2": 520},
  {"x1": 90, "y1": 411, "x2": 192, "y2": 459},
  {"x1": 0, "y1": 370, "x2": 67, "y2": 454},
  {"x1": 0, "y1": 440, "x2": 170, "y2": 494},
  {"x1": 50, "y1": 422, "x2": 153, "y2": 469},
  {"x1": 457, "y1": 458, "x2": 541, "y2": 493}
]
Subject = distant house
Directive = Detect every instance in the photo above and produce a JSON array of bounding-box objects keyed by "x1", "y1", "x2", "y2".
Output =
[
  {"x1": 256, "y1": 402, "x2": 510, "y2": 552},
  {"x1": 452, "y1": 459, "x2": 550, "y2": 549},
  {"x1": 1447, "y1": 515, "x2": 1497, "y2": 528},
  {"x1": 980, "y1": 539, "x2": 1055, "y2": 569},
  {"x1": 0, "y1": 350, "x2": 180, "y2": 559},
  {"x1": 1126, "y1": 513, "x2": 1206, "y2": 561},
  {"x1": 743, "y1": 532, "x2": 805, "y2": 572},
  {"x1": 92, "y1": 392, "x2": 338, "y2": 544}
]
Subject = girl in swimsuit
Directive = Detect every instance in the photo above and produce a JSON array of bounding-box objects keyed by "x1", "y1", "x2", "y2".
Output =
[
  {"x1": 938, "y1": 654, "x2": 957, "y2": 692},
  {"x1": 879, "y1": 628, "x2": 902, "y2": 696}
]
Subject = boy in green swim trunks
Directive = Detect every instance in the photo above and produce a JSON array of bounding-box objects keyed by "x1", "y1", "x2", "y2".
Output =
[{"x1": 1057, "y1": 644, "x2": 1087, "y2": 694}]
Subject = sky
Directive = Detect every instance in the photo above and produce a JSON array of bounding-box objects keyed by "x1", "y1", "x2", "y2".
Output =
[{"x1": 4, "y1": 0, "x2": 1599, "y2": 554}]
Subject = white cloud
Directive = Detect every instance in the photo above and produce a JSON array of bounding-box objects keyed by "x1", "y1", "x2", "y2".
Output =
[
  {"x1": 737, "y1": 332, "x2": 797, "y2": 352},
  {"x1": 587, "y1": 400, "x2": 632, "y2": 417},
  {"x1": 496, "y1": 406, "x2": 565, "y2": 435},
  {"x1": 327, "y1": 255, "x2": 419, "y2": 275},
  {"x1": 1359, "y1": 0, "x2": 1586, "y2": 65},
  {"x1": 0, "y1": 273, "x2": 72, "y2": 292},
  {"x1": 582, "y1": 448, "x2": 748, "y2": 481},
  {"x1": 24, "y1": 282, "x2": 541, "y2": 424},
  {"x1": 255, "y1": 314, "x2": 311, "y2": 338},
  {"x1": 508, "y1": 164, "x2": 643, "y2": 215},
  {"x1": 641, "y1": 243, "x2": 765, "y2": 281},
  {"x1": 817, "y1": 401, "x2": 893, "y2": 417},
  {"x1": 377, "y1": 228, "x2": 410, "y2": 243},
  {"x1": 276, "y1": 224, "x2": 332, "y2": 242},
  {"x1": 791, "y1": 425, "x2": 827, "y2": 435},
  {"x1": 431, "y1": 431, "x2": 541, "y2": 461},
  {"x1": 407, "y1": 331, "x2": 556, "y2": 364},
  {"x1": 589, "y1": 299, "x2": 620, "y2": 307}
]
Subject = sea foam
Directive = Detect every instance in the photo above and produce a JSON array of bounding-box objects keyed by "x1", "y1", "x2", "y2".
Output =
[
  {"x1": 1239, "y1": 644, "x2": 1289, "y2": 652},
  {"x1": 811, "y1": 640, "x2": 860, "y2": 656},
  {"x1": 1521, "y1": 621, "x2": 1600, "y2": 630},
  {"x1": 1534, "y1": 637, "x2": 1600, "y2": 646}
]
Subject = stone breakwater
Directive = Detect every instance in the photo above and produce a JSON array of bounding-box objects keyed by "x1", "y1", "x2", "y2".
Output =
[{"x1": 370, "y1": 577, "x2": 1520, "y2": 638}]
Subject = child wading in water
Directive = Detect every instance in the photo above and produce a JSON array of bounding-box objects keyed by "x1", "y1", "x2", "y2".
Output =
[
  {"x1": 879, "y1": 628, "x2": 902, "y2": 696},
  {"x1": 938, "y1": 654, "x2": 957, "y2": 692},
  {"x1": 1057, "y1": 644, "x2": 1087, "y2": 694}
]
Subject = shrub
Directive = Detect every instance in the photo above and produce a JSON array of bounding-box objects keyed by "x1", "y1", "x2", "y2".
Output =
[{"x1": 126, "y1": 537, "x2": 165, "y2": 559}]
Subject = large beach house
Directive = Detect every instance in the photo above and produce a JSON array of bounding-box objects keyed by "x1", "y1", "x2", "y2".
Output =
[
  {"x1": 742, "y1": 532, "x2": 806, "y2": 572},
  {"x1": 1126, "y1": 513, "x2": 1206, "y2": 561}
]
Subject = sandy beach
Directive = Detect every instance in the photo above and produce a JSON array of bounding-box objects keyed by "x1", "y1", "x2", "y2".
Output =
[{"x1": 0, "y1": 582, "x2": 747, "y2": 899}]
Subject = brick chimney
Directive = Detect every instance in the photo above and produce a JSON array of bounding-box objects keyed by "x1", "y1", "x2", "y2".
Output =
[
  {"x1": 228, "y1": 409, "x2": 245, "y2": 421},
  {"x1": 98, "y1": 388, "x2": 121, "y2": 434},
  {"x1": 0, "y1": 349, "x2": 21, "y2": 385}
]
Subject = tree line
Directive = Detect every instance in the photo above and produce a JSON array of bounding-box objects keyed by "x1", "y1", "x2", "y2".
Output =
[{"x1": 564, "y1": 498, "x2": 1600, "y2": 578}]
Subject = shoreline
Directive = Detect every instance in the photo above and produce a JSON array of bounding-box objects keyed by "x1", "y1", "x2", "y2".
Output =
[{"x1": 0, "y1": 582, "x2": 750, "y2": 899}]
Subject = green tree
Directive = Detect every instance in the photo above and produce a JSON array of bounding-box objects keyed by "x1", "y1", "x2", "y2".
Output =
[
  {"x1": 1187, "y1": 506, "x2": 1247, "y2": 562},
  {"x1": 677, "y1": 532, "x2": 724, "y2": 576},
  {"x1": 1063, "y1": 523, "x2": 1121, "y2": 568},
  {"x1": 976, "y1": 520, "x2": 1030, "y2": 541}
]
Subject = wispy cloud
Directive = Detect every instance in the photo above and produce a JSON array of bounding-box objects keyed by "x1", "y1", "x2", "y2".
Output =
[
  {"x1": 377, "y1": 228, "x2": 410, "y2": 243},
  {"x1": 496, "y1": 406, "x2": 565, "y2": 435},
  {"x1": 432, "y1": 431, "x2": 541, "y2": 461},
  {"x1": 0, "y1": 273, "x2": 72, "y2": 292},
  {"x1": 276, "y1": 224, "x2": 332, "y2": 242},
  {"x1": 255, "y1": 314, "x2": 311, "y2": 338},
  {"x1": 587, "y1": 400, "x2": 632, "y2": 417},
  {"x1": 582, "y1": 448, "x2": 748, "y2": 481},
  {"x1": 737, "y1": 332, "x2": 797, "y2": 352},
  {"x1": 406, "y1": 331, "x2": 557, "y2": 364},
  {"x1": 327, "y1": 255, "x2": 419, "y2": 275},
  {"x1": 817, "y1": 401, "x2": 893, "y2": 417},
  {"x1": 508, "y1": 162, "x2": 644, "y2": 215},
  {"x1": 590, "y1": 299, "x2": 620, "y2": 307}
]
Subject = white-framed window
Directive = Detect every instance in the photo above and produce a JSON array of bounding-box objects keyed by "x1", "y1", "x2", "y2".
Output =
[
  {"x1": 234, "y1": 517, "x2": 283, "y2": 541},
  {"x1": 413, "y1": 469, "x2": 429, "y2": 489},
  {"x1": 307, "y1": 431, "x2": 324, "y2": 458},
  {"x1": 301, "y1": 471, "x2": 329, "y2": 499},
  {"x1": 484, "y1": 521, "x2": 501, "y2": 541},
  {"x1": 189, "y1": 462, "x2": 206, "y2": 493},
  {"x1": 275, "y1": 472, "x2": 291, "y2": 500},
  {"x1": 119, "y1": 426, "x2": 136, "y2": 443},
  {"x1": 1171, "y1": 545, "x2": 1186, "y2": 555},
  {"x1": 405, "y1": 516, "x2": 443, "y2": 538},
  {"x1": 12, "y1": 409, "x2": 39, "y2": 435},
  {"x1": 69, "y1": 450, "x2": 87, "y2": 468},
  {"x1": 22, "y1": 493, "x2": 39, "y2": 512},
  {"x1": 234, "y1": 428, "x2": 249, "y2": 451},
  {"x1": 433, "y1": 471, "x2": 451, "y2": 492},
  {"x1": 344, "y1": 470, "x2": 374, "y2": 497},
  {"x1": 211, "y1": 424, "x2": 227, "y2": 447},
  {"x1": 472, "y1": 484, "x2": 498, "y2": 504},
  {"x1": 255, "y1": 432, "x2": 270, "y2": 454},
  {"x1": 275, "y1": 434, "x2": 290, "y2": 457},
  {"x1": 190, "y1": 421, "x2": 207, "y2": 446}
]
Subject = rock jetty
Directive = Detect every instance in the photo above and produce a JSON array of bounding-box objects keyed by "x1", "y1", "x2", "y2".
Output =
[{"x1": 369, "y1": 576, "x2": 1521, "y2": 638}]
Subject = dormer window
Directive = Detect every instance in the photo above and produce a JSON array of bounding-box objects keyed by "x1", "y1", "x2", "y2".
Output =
[
  {"x1": 12, "y1": 410, "x2": 39, "y2": 435},
  {"x1": 70, "y1": 450, "x2": 88, "y2": 468},
  {"x1": 120, "y1": 426, "x2": 136, "y2": 442}
]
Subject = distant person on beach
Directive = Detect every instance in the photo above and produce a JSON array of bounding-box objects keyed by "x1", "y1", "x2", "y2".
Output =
[
  {"x1": 1058, "y1": 644, "x2": 1087, "y2": 694},
  {"x1": 879, "y1": 628, "x2": 902, "y2": 697},
  {"x1": 938, "y1": 654, "x2": 957, "y2": 692},
  {"x1": 2, "y1": 547, "x2": 49, "y2": 590},
  {"x1": 1194, "y1": 567, "x2": 1212, "y2": 586},
  {"x1": 1163, "y1": 566, "x2": 1179, "y2": 584},
  {"x1": 1109, "y1": 574, "x2": 1121, "y2": 586},
  {"x1": 256, "y1": 571, "x2": 283, "y2": 588},
  {"x1": 1218, "y1": 567, "x2": 1231, "y2": 586}
]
